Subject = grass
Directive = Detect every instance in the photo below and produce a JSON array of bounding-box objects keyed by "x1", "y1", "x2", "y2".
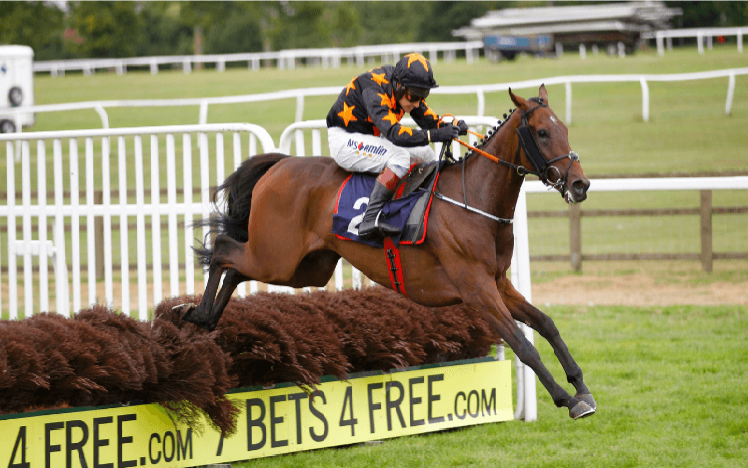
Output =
[{"x1": 230, "y1": 304, "x2": 748, "y2": 467}]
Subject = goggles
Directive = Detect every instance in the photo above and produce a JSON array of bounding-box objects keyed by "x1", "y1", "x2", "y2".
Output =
[{"x1": 404, "y1": 86, "x2": 429, "y2": 102}]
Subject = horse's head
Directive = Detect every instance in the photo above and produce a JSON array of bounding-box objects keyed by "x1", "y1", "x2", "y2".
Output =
[{"x1": 509, "y1": 85, "x2": 590, "y2": 204}]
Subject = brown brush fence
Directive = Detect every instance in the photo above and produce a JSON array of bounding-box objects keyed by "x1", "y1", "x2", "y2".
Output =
[{"x1": 0, "y1": 287, "x2": 500, "y2": 435}]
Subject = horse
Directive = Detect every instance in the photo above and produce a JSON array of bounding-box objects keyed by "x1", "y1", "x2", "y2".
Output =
[{"x1": 180, "y1": 85, "x2": 596, "y2": 419}]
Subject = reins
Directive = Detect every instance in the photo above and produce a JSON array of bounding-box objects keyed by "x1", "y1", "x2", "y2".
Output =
[{"x1": 433, "y1": 99, "x2": 581, "y2": 223}]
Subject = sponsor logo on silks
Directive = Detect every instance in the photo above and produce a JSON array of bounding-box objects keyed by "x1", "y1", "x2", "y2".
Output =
[{"x1": 347, "y1": 139, "x2": 388, "y2": 156}]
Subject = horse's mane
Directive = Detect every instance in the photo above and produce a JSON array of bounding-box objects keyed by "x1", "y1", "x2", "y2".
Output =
[
  {"x1": 450, "y1": 107, "x2": 518, "y2": 164},
  {"x1": 451, "y1": 95, "x2": 548, "y2": 165}
]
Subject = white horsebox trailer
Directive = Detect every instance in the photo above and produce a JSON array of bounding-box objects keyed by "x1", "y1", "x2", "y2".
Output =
[{"x1": 0, "y1": 45, "x2": 35, "y2": 133}]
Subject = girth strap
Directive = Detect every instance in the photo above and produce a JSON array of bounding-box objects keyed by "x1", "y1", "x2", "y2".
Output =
[{"x1": 383, "y1": 237, "x2": 408, "y2": 297}]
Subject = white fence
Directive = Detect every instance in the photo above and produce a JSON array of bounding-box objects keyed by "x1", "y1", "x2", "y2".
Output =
[
  {"x1": 642, "y1": 26, "x2": 746, "y2": 56},
  {"x1": 4, "y1": 67, "x2": 745, "y2": 137},
  {"x1": 33, "y1": 42, "x2": 484, "y2": 77},
  {"x1": 0, "y1": 124, "x2": 276, "y2": 320}
]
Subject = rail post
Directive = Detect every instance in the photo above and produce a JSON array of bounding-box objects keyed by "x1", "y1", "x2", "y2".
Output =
[
  {"x1": 569, "y1": 203, "x2": 582, "y2": 271},
  {"x1": 95, "y1": 190, "x2": 104, "y2": 279},
  {"x1": 700, "y1": 190, "x2": 713, "y2": 273}
]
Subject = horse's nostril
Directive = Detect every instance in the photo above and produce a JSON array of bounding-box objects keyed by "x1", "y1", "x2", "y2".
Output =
[{"x1": 572, "y1": 180, "x2": 587, "y2": 194}]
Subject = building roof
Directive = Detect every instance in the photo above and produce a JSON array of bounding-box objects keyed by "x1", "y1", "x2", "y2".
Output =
[{"x1": 453, "y1": 1, "x2": 682, "y2": 40}]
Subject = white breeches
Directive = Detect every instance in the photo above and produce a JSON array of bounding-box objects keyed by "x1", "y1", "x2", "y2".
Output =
[{"x1": 328, "y1": 127, "x2": 436, "y2": 178}]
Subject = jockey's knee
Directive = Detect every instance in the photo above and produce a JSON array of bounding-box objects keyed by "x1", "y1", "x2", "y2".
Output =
[
  {"x1": 409, "y1": 145, "x2": 437, "y2": 165},
  {"x1": 385, "y1": 147, "x2": 410, "y2": 178}
]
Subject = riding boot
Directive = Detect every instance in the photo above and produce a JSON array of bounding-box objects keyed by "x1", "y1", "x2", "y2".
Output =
[{"x1": 358, "y1": 168, "x2": 402, "y2": 239}]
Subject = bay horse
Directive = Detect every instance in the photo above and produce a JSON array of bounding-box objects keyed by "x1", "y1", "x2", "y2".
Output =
[{"x1": 181, "y1": 85, "x2": 596, "y2": 419}]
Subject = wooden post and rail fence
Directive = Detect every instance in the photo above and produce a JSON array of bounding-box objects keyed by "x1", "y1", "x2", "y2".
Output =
[{"x1": 532, "y1": 189, "x2": 748, "y2": 273}]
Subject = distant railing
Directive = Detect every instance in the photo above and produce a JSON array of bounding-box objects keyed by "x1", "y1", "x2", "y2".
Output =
[
  {"x1": 4, "y1": 68, "x2": 746, "y2": 139},
  {"x1": 519, "y1": 176, "x2": 748, "y2": 272},
  {"x1": 32, "y1": 42, "x2": 484, "y2": 77},
  {"x1": 642, "y1": 26, "x2": 746, "y2": 56}
]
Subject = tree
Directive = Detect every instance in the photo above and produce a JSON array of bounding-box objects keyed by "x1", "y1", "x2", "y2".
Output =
[
  {"x1": 352, "y1": 2, "x2": 423, "y2": 45},
  {"x1": 670, "y1": 1, "x2": 748, "y2": 28},
  {"x1": 417, "y1": 2, "x2": 503, "y2": 42},
  {"x1": 67, "y1": 1, "x2": 142, "y2": 58},
  {"x1": 136, "y1": 2, "x2": 193, "y2": 57},
  {"x1": 204, "y1": 3, "x2": 264, "y2": 54},
  {"x1": 261, "y1": 2, "x2": 365, "y2": 50},
  {"x1": 0, "y1": 2, "x2": 68, "y2": 60}
]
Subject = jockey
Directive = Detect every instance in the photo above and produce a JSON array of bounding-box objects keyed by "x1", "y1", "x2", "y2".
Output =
[{"x1": 326, "y1": 53, "x2": 467, "y2": 240}]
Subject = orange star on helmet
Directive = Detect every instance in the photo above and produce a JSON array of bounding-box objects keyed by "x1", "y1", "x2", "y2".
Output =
[
  {"x1": 337, "y1": 102, "x2": 358, "y2": 127},
  {"x1": 398, "y1": 126, "x2": 413, "y2": 136},
  {"x1": 405, "y1": 53, "x2": 429, "y2": 72},
  {"x1": 345, "y1": 77, "x2": 357, "y2": 95}
]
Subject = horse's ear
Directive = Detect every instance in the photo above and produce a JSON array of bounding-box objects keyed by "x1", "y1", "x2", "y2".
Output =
[
  {"x1": 539, "y1": 84, "x2": 548, "y2": 104},
  {"x1": 509, "y1": 87, "x2": 527, "y2": 109}
]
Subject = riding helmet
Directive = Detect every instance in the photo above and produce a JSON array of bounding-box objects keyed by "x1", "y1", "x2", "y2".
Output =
[{"x1": 393, "y1": 53, "x2": 439, "y2": 98}]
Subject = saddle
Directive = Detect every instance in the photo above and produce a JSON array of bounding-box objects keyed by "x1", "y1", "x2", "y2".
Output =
[{"x1": 332, "y1": 162, "x2": 439, "y2": 248}]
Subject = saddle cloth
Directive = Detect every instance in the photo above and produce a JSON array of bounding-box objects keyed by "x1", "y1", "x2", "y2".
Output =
[{"x1": 332, "y1": 169, "x2": 438, "y2": 248}]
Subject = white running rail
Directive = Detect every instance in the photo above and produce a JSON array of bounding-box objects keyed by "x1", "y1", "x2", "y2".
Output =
[
  {"x1": 33, "y1": 42, "x2": 484, "y2": 77},
  {"x1": 4, "y1": 68, "x2": 745, "y2": 136},
  {"x1": 642, "y1": 26, "x2": 746, "y2": 56}
]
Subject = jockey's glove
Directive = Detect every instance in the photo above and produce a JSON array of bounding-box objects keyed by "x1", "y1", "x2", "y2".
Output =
[
  {"x1": 428, "y1": 124, "x2": 460, "y2": 142},
  {"x1": 456, "y1": 120, "x2": 469, "y2": 135}
]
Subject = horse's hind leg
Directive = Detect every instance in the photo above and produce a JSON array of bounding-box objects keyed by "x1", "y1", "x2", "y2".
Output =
[
  {"x1": 182, "y1": 234, "x2": 246, "y2": 330},
  {"x1": 497, "y1": 276, "x2": 596, "y2": 411},
  {"x1": 204, "y1": 268, "x2": 250, "y2": 330}
]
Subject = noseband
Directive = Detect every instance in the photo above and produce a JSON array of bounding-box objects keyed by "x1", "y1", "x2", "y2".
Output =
[
  {"x1": 436, "y1": 98, "x2": 581, "y2": 224},
  {"x1": 515, "y1": 98, "x2": 579, "y2": 195}
]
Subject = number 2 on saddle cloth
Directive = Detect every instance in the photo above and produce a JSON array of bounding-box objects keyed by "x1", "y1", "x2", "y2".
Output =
[{"x1": 331, "y1": 162, "x2": 441, "y2": 297}]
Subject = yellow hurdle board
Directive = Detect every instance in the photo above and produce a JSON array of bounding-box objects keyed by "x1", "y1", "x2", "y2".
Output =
[{"x1": 1, "y1": 357, "x2": 512, "y2": 467}]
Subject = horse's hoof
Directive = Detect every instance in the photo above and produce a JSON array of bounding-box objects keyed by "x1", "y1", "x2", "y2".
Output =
[
  {"x1": 576, "y1": 393, "x2": 597, "y2": 411},
  {"x1": 569, "y1": 400, "x2": 596, "y2": 420},
  {"x1": 175, "y1": 303, "x2": 198, "y2": 321}
]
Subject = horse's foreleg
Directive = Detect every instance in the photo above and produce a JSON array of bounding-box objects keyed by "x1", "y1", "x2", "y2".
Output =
[
  {"x1": 480, "y1": 305, "x2": 594, "y2": 419},
  {"x1": 497, "y1": 276, "x2": 595, "y2": 411},
  {"x1": 460, "y1": 278, "x2": 593, "y2": 419}
]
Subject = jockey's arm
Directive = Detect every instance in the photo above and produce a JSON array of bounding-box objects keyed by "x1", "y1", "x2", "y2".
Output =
[
  {"x1": 362, "y1": 87, "x2": 429, "y2": 148},
  {"x1": 410, "y1": 101, "x2": 441, "y2": 131}
]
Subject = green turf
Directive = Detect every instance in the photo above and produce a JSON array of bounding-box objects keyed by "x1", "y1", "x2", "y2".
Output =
[{"x1": 231, "y1": 304, "x2": 748, "y2": 467}]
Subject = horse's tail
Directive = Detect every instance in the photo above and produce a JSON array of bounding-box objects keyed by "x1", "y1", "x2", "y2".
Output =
[{"x1": 194, "y1": 153, "x2": 289, "y2": 266}]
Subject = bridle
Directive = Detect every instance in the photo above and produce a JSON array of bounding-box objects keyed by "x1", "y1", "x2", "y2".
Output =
[
  {"x1": 435, "y1": 98, "x2": 581, "y2": 223},
  {"x1": 515, "y1": 98, "x2": 580, "y2": 196}
]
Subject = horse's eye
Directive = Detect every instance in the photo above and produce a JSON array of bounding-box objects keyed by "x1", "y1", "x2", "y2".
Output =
[{"x1": 538, "y1": 129, "x2": 549, "y2": 139}]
